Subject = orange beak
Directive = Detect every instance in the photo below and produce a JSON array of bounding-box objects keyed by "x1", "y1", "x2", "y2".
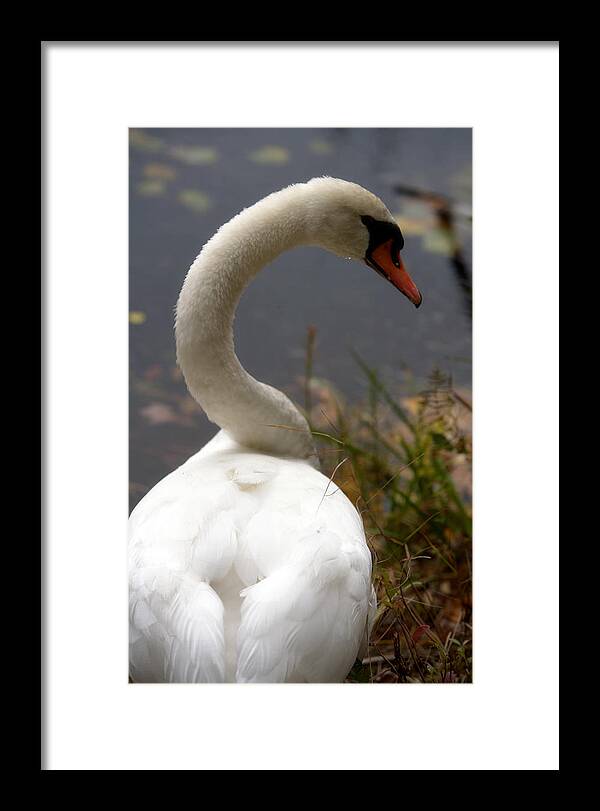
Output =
[{"x1": 367, "y1": 238, "x2": 422, "y2": 308}]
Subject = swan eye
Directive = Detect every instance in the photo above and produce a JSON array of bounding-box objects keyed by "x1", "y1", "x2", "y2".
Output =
[
  {"x1": 360, "y1": 214, "x2": 421, "y2": 307},
  {"x1": 391, "y1": 236, "x2": 403, "y2": 268},
  {"x1": 360, "y1": 214, "x2": 405, "y2": 263}
]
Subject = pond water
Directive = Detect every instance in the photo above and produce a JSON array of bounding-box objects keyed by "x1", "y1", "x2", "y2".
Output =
[{"x1": 129, "y1": 127, "x2": 472, "y2": 510}]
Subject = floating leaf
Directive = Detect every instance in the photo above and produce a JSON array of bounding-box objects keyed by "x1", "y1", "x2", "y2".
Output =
[
  {"x1": 140, "y1": 402, "x2": 179, "y2": 426},
  {"x1": 169, "y1": 145, "x2": 218, "y2": 165},
  {"x1": 394, "y1": 197, "x2": 461, "y2": 257},
  {"x1": 129, "y1": 311, "x2": 147, "y2": 325},
  {"x1": 393, "y1": 215, "x2": 429, "y2": 236},
  {"x1": 139, "y1": 401, "x2": 195, "y2": 427},
  {"x1": 249, "y1": 145, "x2": 290, "y2": 165},
  {"x1": 136, "y1": 180, "x2": 165, "y2": 197},
  {"x1": 178, "y1": 189, "x2": 212, "y2": 213},
  {"x1": 129, "y1": 481, "x2": 149, "y2": 495},
  {"x1": 143, "y1": 364, "x2": 162, "y2": 381},
  {"x1": 423, "y1": 229, "x2": 456, "y2": 257},
  {"x1": 129, "y1": 130, "x2": 163, "y2": 152},
  {"x1": 309, "y1": 139, "x2": 333, "y2": 155},
  {"x1": 143, "y1": 163, "x2": 176, "y2": 181},
  {"x1": 393, "y1": 200, "x2": 434, "y2": 236}
]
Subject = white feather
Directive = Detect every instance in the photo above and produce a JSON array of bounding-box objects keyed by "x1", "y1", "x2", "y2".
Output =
[
  {"x1": 129, "y1": 435, "x2": 373, "y2": 682},
  {"x1": 128, "y1": 179, "x2": 401, "y2": 682}
]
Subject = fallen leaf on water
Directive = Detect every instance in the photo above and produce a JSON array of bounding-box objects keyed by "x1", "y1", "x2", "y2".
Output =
[
  {"x1": 178, "y1": 189, "x2": 212, "y2": 213},
  {"x1": 169, "y1": 145, "x2": 218, "y2": 165},
  {"x1": 423, "y1": 229, "x2": 456, "y2": 257},
  {"x1": 393, "y1": 200, "x2": 434, "y2": 237},
  {"x1": 130, "y1": 130, "x2": 164, "y2": 152},
  {"x1": 393, "y1": 201, "x2": 460, "y2": 257},
  {"x1": 136, "y1": 180, "x2": 165, "y2": 197},
  {"x1": 249, "y1": 145, "x2": 290, "y2": 165},
  {"x1": 143, "y1": 364, "x2": 162, "y2": 381},
  {"x1": 309, "y1": 139, "x2": 333, "y2": 155},
  {"x1": 129, "y1": 481, "x2": 149, "y2": 495},
  {"x1": 129, "y1": 311, "x2": 147, "y2": 325},
  {"x1": 140, "y1": 402, "x2": 179, "y2": 425},
  {"x1": 393, "y1": 215, "x2": 429, "y2": 236},
  {"x1": 140, "y1": 401, "x2": 196, "y2": 428},
  {"x1": 143, "y1": 163, "x2": 177, "y2": 181}
]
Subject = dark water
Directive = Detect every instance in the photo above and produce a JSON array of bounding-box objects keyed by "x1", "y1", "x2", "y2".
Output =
[{"x1": 129, "y1": 128, "x2": 472, "y2": 510}]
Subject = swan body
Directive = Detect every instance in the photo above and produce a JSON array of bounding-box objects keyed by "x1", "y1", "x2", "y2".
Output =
[
  {"x1": 129, "y1": 178, "x2": 421, "y2": 682},
  {"x1": 129, "y1": 431, "x2": 374, "y2": 682}
]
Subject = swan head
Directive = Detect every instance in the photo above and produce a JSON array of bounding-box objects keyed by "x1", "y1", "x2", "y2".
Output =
[{"x1": 302, "y1": 177, "x2": 422, "y2": 308}]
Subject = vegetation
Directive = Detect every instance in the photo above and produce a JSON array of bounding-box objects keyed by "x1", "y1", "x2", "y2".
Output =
[{"x1": 303, "y1": 328, "x2": 472, "y2": 683}]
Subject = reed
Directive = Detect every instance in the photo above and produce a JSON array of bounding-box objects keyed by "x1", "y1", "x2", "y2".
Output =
[{"x1": 303, "y1": 338, "x2": 472, "y2": 683}]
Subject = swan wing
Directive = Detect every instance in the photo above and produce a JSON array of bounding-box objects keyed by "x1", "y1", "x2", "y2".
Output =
[
  {"x1": 235, "y1": 467, "x2": 374, "y2": 683},
  {"x1": 129, "y1": 572, "x2": 225, "y2": 683},
  {"x1": 129, "y1": 444, "x2": 374, "y2": 683},
  {"x1": 128, "y1": 468, "x2": 239, "y2": 683}
]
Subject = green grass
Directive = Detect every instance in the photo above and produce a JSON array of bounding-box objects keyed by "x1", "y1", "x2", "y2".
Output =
[{"x1": 303, "y1": 331, "x2": 472, "y2": 683}]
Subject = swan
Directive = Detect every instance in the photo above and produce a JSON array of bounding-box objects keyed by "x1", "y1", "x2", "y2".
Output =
[{"x1": 129, "y1": 177, "x2": 422, "y2": 683}]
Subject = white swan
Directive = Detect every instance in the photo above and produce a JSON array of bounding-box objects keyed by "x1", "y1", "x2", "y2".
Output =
[{"x1": 129, "y1": 177, "x2": 422, "y2": 683}]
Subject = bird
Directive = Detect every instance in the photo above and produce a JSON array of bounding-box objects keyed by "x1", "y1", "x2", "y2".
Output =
[{"x1": 128, "y1": 177, "x2": 422, "y2": 683}]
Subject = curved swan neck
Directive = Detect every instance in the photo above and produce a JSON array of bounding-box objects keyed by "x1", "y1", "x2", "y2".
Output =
[{"x1": 175, "y1": 185, "x2": 317, "y2": 459}]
